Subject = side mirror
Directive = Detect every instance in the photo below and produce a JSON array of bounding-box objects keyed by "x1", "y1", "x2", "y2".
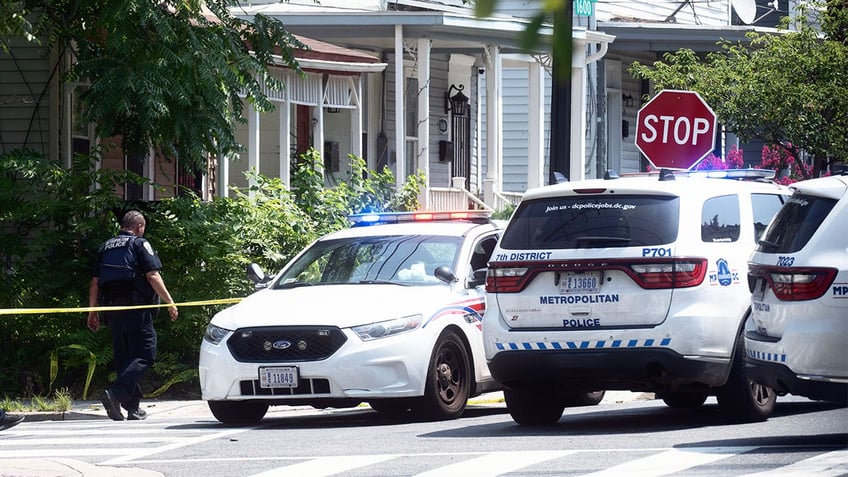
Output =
[
  {"x1": 467, "y1": 268, "x2": 487, "y2": 288},
  {"x1": 434, "y1": 266, "x2": 458, "y2": 284},
  {"x1": 246, "y1": 263, "x2": 270, "y2": 288}
]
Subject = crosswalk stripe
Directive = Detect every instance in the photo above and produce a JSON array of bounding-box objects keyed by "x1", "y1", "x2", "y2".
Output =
[
  {"x1": 247, "y1": 455, "x2": 397, "y2": 477},
  {"x1": 414, "y1": 450, "x2": 577, "y2": 477},
  {"x1": 740, "y1": 449, "x2": 848, "y2": 477},
  {"x1": 579, "y1": 446, "x2": 757, "y2": 477}
]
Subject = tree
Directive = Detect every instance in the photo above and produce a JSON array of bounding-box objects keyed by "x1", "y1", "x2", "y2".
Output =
[
  {"x1": 0, "y1": 2, "x2": 36, "y2": 52},
  {"x1": 629, "y1": 1, "x2": 848, "y2": 178},
  {"x1": 18, "y1": 0, "x2": 304, "y2": 172}
]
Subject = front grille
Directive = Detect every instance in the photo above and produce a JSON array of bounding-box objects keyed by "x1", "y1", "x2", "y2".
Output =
[
  {"x1": 227, "y1": 326, "x2": 347, "y2": 362},
  {"x1": 239, "y1": 378, "x2": 331, "y2": 396}
]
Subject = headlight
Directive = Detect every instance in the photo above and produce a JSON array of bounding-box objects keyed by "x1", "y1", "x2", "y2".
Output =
[
  {"x1": 203, "y1": 323, "x2": 232, "y2": 345},
  {"x1": 352, "y1": 314, "x2": 422, "y2": 341}
]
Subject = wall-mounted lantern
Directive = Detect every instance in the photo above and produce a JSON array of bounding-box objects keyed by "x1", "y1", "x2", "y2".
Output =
[
  {"x1": 622, "y1": 93, "x2": 634, "y2": 108},
  {"x1": 445, "y1": 84, "x2": 469, "y2": 117}
]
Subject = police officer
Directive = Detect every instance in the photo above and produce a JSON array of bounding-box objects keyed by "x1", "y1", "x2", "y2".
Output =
[{"x1": 87, "y1": 210, "x2": 178, "y2": 421}]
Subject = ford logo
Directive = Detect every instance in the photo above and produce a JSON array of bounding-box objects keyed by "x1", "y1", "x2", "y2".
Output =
[{"x1": 272, "y1": 340, "x2": 292, "y2": 350}]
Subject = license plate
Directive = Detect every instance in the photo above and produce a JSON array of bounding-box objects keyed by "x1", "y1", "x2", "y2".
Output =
[
  {"x1": 560, "y1": 271, "x2": 601, "y2": 294},
  {"x1": 259, "y1": 366, "x2": 299, "y2": 389}
]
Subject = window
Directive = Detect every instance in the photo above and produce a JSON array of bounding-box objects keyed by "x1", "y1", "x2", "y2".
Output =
[
  {"x1": 701, "y1": 195, "x2": 740, "y2": 243},
  {"x1": 275, "y1": 235, "x2": 462, "y2": 287},
  {"x1": 757, "y1": 194, "x2": 837, "y2": 254},
  {"x1": 500, "y1": 196, "x2": 680, "y2": 249},
  {"x1": 751, "y1": 193, "x2": 786, "y2": 243}
]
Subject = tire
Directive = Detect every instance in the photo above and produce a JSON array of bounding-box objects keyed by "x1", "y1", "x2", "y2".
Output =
[
  {"x1": 563, "y1": 390, "x2": 606, "y2": 407},
  {"x1": 414, "y1": 331, "x2": 471, "y2": 420},
  {"x1": 207, "y1": 400, "x2": 269, "y2": 425},
  {"x1": 717, "y1": 332, "x2": 776, "y2": 422},
  {"x1": 660, "y1": 391, "x2": 709, "y2": 409},
  {"x1": 369, "y1": 399, "x2": 413, "y2": 416},
  {"x1": 503, "y1": 384, "x2": 565, "y2": 426}
]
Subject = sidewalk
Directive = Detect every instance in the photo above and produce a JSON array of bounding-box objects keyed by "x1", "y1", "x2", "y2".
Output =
[{"x1": 1, "y1": 392, "x2": 651, "y2": 476}]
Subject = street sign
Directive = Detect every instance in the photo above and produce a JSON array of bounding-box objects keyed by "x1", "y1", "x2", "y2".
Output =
[{"x1": 635, "y1": 90, "x2": 717, "y2": 170}]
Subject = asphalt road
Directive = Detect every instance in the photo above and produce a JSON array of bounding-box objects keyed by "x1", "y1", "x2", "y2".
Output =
[{"x1": 1, "y1": 392, "x2": 846, "y2": 476}]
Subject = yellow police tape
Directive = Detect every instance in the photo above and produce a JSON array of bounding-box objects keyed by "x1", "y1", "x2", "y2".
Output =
[{"x1": 0, "y1": 297, "x2": 243, "y2": 315}]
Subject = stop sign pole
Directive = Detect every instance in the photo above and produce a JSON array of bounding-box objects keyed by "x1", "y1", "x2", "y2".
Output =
[{"x1": 635, "y1": 90, "x2": 717, "y2": 171}]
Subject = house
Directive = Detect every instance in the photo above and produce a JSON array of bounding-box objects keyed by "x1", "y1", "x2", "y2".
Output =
[
  {"x1": 230, "y1": 0, "x2": 794, "y2": 207},
  {"x1": 1, "y1": 0, "x2": 795, "y2": 210}
]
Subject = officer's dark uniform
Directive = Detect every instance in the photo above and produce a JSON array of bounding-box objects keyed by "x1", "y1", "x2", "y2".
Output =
[{"x1": 93, "y1": 230, "x2": 163, "y2": 415}]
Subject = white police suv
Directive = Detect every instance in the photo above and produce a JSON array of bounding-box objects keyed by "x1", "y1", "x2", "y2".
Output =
[
  {"x1": 199, "y1": 211, "x2": 503, "y2": 424},
  {"x1": 484, "y1": 169, "x2": 791, "y2": 425},
  {"x1": 745, "y1": 172, "x2": 848, "y2": 411}
]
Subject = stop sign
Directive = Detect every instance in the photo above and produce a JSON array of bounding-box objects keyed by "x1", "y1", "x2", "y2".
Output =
[{"x1": 635, "y1": 90, "x2": 717, "y2": 170}]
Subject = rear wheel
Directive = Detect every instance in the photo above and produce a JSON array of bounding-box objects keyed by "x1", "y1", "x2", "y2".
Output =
[
  {"x1": 504, "y1": 384, "x2": 565, "y2": 426},
  {"x1": 660, "y1": 391, "x2": 708, "y2": 409},
  {"x1": 414, "y1": 331, "x2": 471, "y2": 420},
  {"x1": 717, "y1": 332, "x2": 776, "y2": 422},
  {"x1": 208, "y1": 400, "x2": 269, "y2": 425}
]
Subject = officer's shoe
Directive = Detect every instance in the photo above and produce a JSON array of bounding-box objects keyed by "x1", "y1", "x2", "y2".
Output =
[
  {"x1": 100, "y1": 389, "x2": 125, "y2": 421},
  {"x1": 127, "y1": 408, "x2": 147, "y2": 421}
]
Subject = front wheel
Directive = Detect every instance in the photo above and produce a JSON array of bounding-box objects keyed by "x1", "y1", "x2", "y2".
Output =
[
  {"x1": 716, "y1": 332, "x2": 776, "y2": 422},
  {"x1": 208, "y1": 400, "x2": 269, "y2": 425},
  {"x1": 414, "y1": 331, "x2": 471, "y2": 420},
  {"x1": 504, "y1": 384, "x2": 565, "y2": 426}
]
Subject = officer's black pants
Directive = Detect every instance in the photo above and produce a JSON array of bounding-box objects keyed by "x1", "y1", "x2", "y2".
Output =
[{"x1": 104, "y1": 309, "x2": 157, "y2": 412}]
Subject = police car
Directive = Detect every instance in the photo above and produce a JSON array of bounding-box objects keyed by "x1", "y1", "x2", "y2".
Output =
[
  {"x1": 199, "y1": 211, "x2": 503, "y2": 424},
  {"x1": 483, "y1": 169, "x2": 792, "y2": 425},
  {"x1": 745, "y1": 172, "x2": 848, "y2": 411}
]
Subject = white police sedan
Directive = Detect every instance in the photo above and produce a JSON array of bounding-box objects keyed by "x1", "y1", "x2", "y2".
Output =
[{"x1": 199, "y1": 211, "x2": 503, "y2": 424}]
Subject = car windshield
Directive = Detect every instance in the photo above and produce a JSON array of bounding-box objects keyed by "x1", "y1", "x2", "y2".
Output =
[
  {"x1": 273, "y1": 234, "x2": 462, "y2": 288},
  {"x1": 499, "y1": 195, "x2": 680, "y2": 249}
]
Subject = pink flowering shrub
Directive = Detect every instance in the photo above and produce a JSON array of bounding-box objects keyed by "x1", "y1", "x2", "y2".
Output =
[{"x1": 695, "y1": 145, "x2": 744, "y2": 170}]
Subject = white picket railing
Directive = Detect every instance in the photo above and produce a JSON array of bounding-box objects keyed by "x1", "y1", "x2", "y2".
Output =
[{"x1": 425, "y1": 177, "x2": 522, "y2": 212}]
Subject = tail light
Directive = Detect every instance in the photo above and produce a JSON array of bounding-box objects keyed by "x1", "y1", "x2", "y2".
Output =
[
  {"x1": 627, "y1": 260, "x2": 707, "y2": 289},
  {"x1": 749, "y1": 264, "x2": 837, "y2": 301},
  {"x1": 487, "y1": 259, "x2": 707, "y2": 293},
  {"x1": 486, "y1": 267, "x2": 530, "y2": 293}
]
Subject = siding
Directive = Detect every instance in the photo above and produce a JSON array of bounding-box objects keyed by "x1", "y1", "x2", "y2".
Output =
[{"x1": 0, "y1": 38, "x2": 52, "y2": 157}]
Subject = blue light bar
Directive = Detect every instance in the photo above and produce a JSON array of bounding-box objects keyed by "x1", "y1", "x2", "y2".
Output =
[{"x1": 348, "y1": 210, "x2": 492, "y2": 226}]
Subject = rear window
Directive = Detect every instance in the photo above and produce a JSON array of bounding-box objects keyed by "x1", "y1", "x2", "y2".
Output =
[
  {"x1": 757, "y1": 193, "x2": 837, "y2": 253},
  {"x1": 499, "y1": 195, "x2": 679, "y2": 249}
]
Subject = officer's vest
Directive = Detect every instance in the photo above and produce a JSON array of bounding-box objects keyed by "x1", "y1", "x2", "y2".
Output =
[{"x1": 98, "y1": 235, "x2": 141, "y2": 299}]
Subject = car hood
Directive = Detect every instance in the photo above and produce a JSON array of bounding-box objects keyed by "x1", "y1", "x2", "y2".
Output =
[{"x1": 210, "y1": 284, "x2": 453, "y2": 330}]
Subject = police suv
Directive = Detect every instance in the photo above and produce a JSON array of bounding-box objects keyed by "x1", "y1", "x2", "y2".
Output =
[
  {"x1": 745, "y1": 172, "x2": 848, "y2": 410},
  {"x1": 484, "y1": 169, "x2": 791, "y2": 425},
  {"x1": 199, "y1": 211, "x2": 503, "y2": 424}
]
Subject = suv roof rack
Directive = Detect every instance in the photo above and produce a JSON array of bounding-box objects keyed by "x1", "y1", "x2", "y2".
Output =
[
  {"x1": 348, "y1": 210, "x2": 492, "y2": 227},
  {"x1": 620, "y1": 168, "x2": 776, "y2": 181}
]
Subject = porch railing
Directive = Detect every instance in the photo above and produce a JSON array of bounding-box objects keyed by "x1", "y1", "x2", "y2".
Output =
[{"x1": 426, "y1": 177, "x2": 522, "y2": 212}]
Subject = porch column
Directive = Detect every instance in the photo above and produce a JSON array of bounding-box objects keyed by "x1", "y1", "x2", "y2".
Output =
[
  {"x1": 570, "y1": 34, "x2": 588, "y2": 182},
  {"x1": 528, "y1": 60, "x2": 545, "y2": 190},
  {"x1": 217, "y1": 152, "x2": 228, "y2": 198},
  {"x1": 279, "y1": 100, "x2": 291, "y2": 189},
  {"x1": 417, "y1": 38, "x2": 431, "y2": 209},
  {"x1": 483, "y1": 45, "x2": 502, "y2": 207},
  {"x1": 351, "y1": 76, "x2": 363, "y2": 160},
  {"x1": 366, "y1": 72, "x2": 382, "y2": 171},
  {"x1": 394, "y1": 25, "x2": 405, "y2": 189},
  {"x1": 248, "y1": 101, "x2": 260, "y2": 197}
]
